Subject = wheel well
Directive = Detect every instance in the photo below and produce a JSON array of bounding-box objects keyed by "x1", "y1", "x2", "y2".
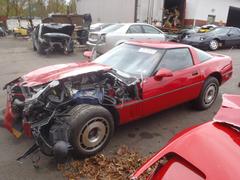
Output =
[
  {"x1": 209, "y1": 72, "x2": 222, "y2": 84},
  {"x1": 213, "y1": 38, "x2": 224, "y2": 45},
  {"x1": 104, "y1": 106, "x2": 120, "y2": 128},
  {"x1": 213, "y1": 38, "x2": 220, "y2": 41}
]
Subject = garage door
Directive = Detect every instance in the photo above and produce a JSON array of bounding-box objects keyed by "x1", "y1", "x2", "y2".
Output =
[{"x1": 226, "y1": 6, "x2": 240, "y2": 28}]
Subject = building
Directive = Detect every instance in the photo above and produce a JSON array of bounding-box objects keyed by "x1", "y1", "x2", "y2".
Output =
[{"x1": 76, "y1": 0, "x2": 240, "y2": 27}]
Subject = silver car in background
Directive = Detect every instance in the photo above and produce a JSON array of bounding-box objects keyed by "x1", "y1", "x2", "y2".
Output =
[
  {"x1": 90, "y1": 23, "x2": 114, "y2": 32},
  {"x1": 87, "y1": 23, "x2": 166, "y2": 54}
]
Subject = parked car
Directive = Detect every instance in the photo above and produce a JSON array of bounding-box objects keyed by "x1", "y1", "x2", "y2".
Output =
[
  {"x1": 13, "y1": 26, "x2": 29, "y2": 37},
  {"x1": 32, "y1": 23, "x2": 74, "y2": 55},
  {"x1": 131, "y1": 94, "x2": 240, "y2": 180},
  {"x1": 87, "y1": 23, "x2": 166, "y2": 54},
  {"x1": 76, "y1": 27, "x2": 89, "y2": 45},
  {"x1": 90, "y1": 23, "x2": 114, "y2": 32},
  {"x1": 0, "y1": 27, "x2": 6, "y2": 37},
  {"x1": 182, "y1": 27, "x2": 240, "y2": 50},
  {"x1": 198, "y1": 24, "x2": 218, "y2": 33},
  {"x1": 3, "y1": 42, "x2": 232, "y2": 160},
  {"x1": 167, "y1": 26, "x2": 200, "y2": 42}
]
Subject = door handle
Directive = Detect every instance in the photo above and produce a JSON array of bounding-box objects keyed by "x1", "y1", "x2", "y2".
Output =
[{"x1": 192, "y1": 71, "x2": 199, "y2": 76}]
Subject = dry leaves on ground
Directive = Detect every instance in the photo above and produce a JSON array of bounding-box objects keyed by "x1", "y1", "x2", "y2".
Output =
[{"x1": 57, "y1": 145, "x2": 152, "y2": 180}]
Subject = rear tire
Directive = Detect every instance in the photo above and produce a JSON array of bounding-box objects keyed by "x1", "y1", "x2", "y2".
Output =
[
  {"x1": 193, "y1": 77, "x2": 219, "y2": 110},
  {"x1": 69, "y1": 104, "x2": 114, "y2": 158}
]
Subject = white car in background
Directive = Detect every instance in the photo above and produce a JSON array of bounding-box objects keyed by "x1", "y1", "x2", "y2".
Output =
[
  {"x1": 87, "y1": 23, "x2": 166, "y2": 54},
  {"x1": 90, "y1": 23, "x2": 114, "y2": 32}
]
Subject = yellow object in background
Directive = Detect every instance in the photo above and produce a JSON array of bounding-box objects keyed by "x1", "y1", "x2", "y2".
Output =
[
  {"x1": 13, "y1": 27, "x2": 28, "y2": 37},
  {"x1": 12, "y1": 128, "x2": 22, "y2": 138}
]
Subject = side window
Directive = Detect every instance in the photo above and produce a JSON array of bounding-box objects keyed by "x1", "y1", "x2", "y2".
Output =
[
  {"x1": 194, "y1": 48, "x2": 213, "y2": 63},
  {"x1": 229, "y1": 28, "x2": 240, "y2": 35},
  {"x1": 142, "y1": 25, "x2": 161, "y2": 34},
  {"x1": 127, "y1": 25, "x2": 143, "y2": 34},
  {"x1": 158, "y1": 48, "x2": 193, "y2": 71}
]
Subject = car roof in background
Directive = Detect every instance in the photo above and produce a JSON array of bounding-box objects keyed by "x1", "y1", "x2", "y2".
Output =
[
  {"x1": 42, "y1": 23, "x2": 74, "y2": 28},
  {"x1": 127, "y1": 41, "x2": 191, "y2": 49}
]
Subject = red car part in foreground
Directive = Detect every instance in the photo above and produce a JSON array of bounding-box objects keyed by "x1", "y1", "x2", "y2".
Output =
[
  {"x1": 3, "y1": 42, "x2": 232, "y2": 160},
  {"x1": 131, "y1": 94, "x2": 240, "y2": 180}
]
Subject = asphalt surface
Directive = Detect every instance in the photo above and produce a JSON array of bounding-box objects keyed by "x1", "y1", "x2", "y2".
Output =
[{"x1": 0, "y1": 37, "x2": 240, "y2": 180}]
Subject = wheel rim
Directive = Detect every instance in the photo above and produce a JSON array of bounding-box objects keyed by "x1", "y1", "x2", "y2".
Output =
[
  {"x1": 204, "y1": 83, "x2": 217, "y2": 104},
  {"x1": 79, "y1": 117, "x2": 109, "y2": 152},
  {"x1": 210, "y1": 40, "x2": 218, "y2": 50}
]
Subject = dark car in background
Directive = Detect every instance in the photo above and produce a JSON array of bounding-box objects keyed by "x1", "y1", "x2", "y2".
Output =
[
  {"x1": 167, "y1": 26, "x2": 200, "y2": 42},
  {"x1": 182, "y1": 27, "x2": 240, "y2": 50},
  {"x1": 32, "y1": 23, "x2": 74, "y2": 55}
]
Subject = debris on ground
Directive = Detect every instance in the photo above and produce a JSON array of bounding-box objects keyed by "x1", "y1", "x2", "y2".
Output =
[{"x1": 57, "y1": 145, "x2": 152, "y2": 180}]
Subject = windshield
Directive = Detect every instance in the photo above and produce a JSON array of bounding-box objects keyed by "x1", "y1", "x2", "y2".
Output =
[
  {"x1": 100, "y1": 24, "x2": 123, "y2": 33},
  {"x1": 94, "y1": 44, "x2": 164, "y2": 77}
]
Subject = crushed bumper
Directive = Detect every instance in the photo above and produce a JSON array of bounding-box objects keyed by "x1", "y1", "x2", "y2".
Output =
[
  {"x1": 86, "y1": 41, "x2": 107, "y2": 54},
  {"x1": 4, "y1": 95, "x2": 32, "y2": 138}
]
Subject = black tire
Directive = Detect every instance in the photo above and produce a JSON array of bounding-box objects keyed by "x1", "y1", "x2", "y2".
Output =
[
  {"x1": 69, "y1": 104, "x2": 114, "y2": 158},
  {"x1": 193, "y1": 77, "x2": 219, "y2": 110},
  {"x1": 37, "y1": 46, "x2": 45, "y2": 54},
  {"x1": 209, "y1": 39, "x2": 219, "y2": 51}
]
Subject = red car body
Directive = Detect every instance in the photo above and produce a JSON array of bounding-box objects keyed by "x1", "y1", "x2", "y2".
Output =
[
  {"x1": 131, "y1": 94, "x2": 240, "y2": 180},
  {"x1": 3, "y1": 41, "x2": 233, "y2": 158}
]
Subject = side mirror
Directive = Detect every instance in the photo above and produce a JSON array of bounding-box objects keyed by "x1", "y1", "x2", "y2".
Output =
[{"x1": 154, "y1": 68, "x2": 173, "y2": 81}]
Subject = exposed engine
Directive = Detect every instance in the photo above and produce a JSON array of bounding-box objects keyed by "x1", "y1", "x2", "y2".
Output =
[{"x1": 6, "y1": 69, "x2": 141, "y2": 160}]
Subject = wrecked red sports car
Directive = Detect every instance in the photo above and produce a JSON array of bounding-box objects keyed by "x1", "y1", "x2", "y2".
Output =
[
  {"x1": 131, "y1": 94, "x2": 240, "y2": 180},
  {"x1": 3, "y1": 42, "x2": 232, "y2": 160}
]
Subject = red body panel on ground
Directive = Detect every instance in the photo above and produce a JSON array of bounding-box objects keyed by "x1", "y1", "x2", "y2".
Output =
[{"x1": 131, "y1": 94, "x2": 240, "y2": 180}]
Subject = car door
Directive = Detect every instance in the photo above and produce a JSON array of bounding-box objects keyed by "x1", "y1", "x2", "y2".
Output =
[
  {"x1": 125, "y1": 25, "x2": 146, "y2": 41},
  {"x1": 142, "y1": 48, "x2": 203, "y2": 117},
  {"x1": 142, "y1": 25, "x2": 165, "y2": 41},
  {"x1": 225, "y1": 28, "x2": 240, "y2": 46}
]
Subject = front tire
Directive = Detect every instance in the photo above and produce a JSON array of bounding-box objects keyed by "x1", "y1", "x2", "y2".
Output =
[
  {"x1": 37, "y1": 46, "x2": 46, "y2": 54},
  {"x1": 194, "y1": 77, "x2": 219, "y2": 110},
  {"x1": 69, "y1": 104, "x2": 114, "y2": 158},
  {"x1": 209, "y1": 39, "x2": 219, "y2": 51}
]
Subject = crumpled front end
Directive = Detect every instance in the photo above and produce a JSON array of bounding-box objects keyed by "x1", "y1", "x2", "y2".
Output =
[
  {"x1": 3, "y1": 68, "x2": 141, "y2": 159},
  {"x1": 41, "y1": 33, "x2": 74, "y2": 54},
  {"x1": 3, "y1": 77, "x2": 32, "y2": 138}
]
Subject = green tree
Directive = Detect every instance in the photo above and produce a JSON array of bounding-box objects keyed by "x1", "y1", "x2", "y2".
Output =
[{"x1": 68, "y1": 0, "x2": 76, "y2": 14}]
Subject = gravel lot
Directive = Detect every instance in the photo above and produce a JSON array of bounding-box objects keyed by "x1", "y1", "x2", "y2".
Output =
[{"x1": 0, "y1": 36, "x2": 239, "y2": 180}]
